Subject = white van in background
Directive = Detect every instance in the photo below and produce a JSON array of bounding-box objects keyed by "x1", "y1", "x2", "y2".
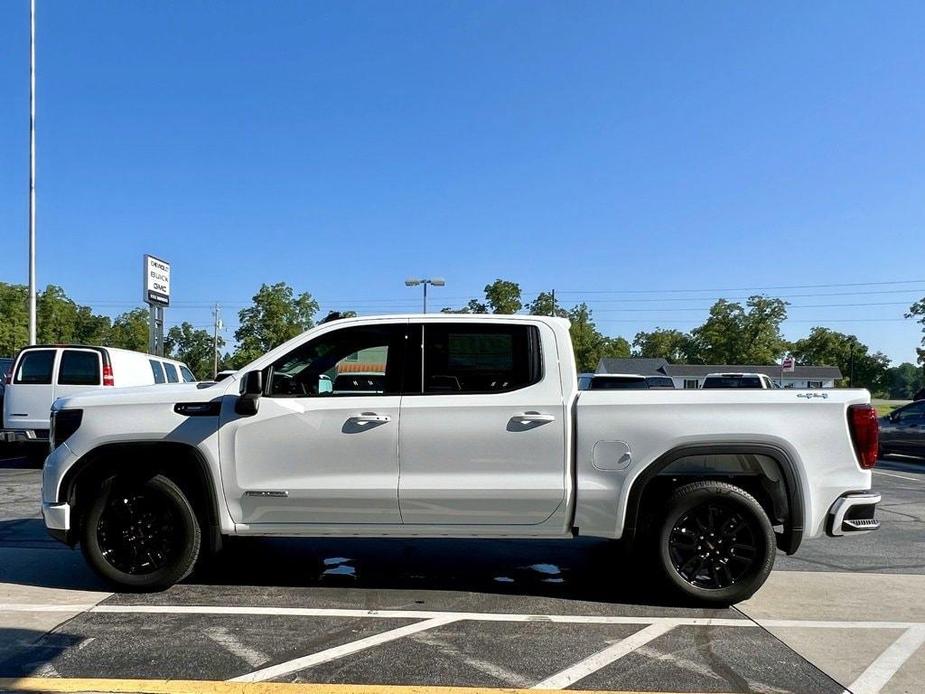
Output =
[{"x1": 1, "y1": 345, "x2": 195, "y2": 444}]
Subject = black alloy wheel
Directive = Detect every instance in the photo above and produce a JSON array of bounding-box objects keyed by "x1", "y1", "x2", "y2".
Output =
[
  {"x1": 667, "y1": 500, "x2": 760, "y2": 590},
  {"x1": 656, "y1": 481, "x2": 775, "y2": 604},
  {"x1": 80, "y1": 474, "x2": 201, "y2": 591},
  {"x1": 97, "y1": 488, "x2": 184, "y2": 575}
]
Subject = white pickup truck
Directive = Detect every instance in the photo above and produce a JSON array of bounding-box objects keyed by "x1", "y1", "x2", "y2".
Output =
[{"x1": 41, "y1": 314, "x2": 881, "y2": 603}]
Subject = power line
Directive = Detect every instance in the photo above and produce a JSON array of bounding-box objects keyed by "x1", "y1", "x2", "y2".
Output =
[{"x1": 549, "y1": 279, "x2": 925, "y2": 295}]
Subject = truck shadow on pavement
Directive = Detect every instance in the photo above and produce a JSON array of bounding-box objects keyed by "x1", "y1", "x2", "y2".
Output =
[
  {"x1": 0, "y1": 627, "x2": 83, "y2": 678},
  {"x1": 0, "y1": 518, "x2": 705, "y2": 607},
  {"x1": 188, "y1": 535, "x2": 700, "y2": 608}
]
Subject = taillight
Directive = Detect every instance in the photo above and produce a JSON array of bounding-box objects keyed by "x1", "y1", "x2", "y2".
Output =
[
  {"x1": 848, "y1": 404, "x2": 879, "y2": 470},
  {"x1": 103, "y1": 364, "x2": 114, "y2": 386},
  {"x1": 3, "y1": 372, "x2": 10, "y2": 385}
]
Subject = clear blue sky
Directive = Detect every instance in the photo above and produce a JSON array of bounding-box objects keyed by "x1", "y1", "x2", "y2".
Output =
[{"x1": 1, "y1": 1, "x2": 923, "y2": 362}]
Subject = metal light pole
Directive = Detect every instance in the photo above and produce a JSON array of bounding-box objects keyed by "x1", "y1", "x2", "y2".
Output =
[
  {"x1": 27, "y1": 0, "x2": 37, "y2": 345},
  {"x1": 404, "y1": 277, "x2": 445, "y2": 313}
]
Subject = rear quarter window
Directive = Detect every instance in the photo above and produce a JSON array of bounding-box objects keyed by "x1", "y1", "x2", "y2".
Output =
[{"x1": 13, "y1": 349, "x2": 56, "y2": 385}]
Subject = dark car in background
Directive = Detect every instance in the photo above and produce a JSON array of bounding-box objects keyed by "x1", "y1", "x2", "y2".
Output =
[
  {"x1": 578, "y1": 373, "x2": 649, "y2": 390},
  {"x1": 879, "y1": 400, "x2": 925, "y2": 459},
  {"x1": 0, "y1": 357, "x2": 13, "y2": 427}
]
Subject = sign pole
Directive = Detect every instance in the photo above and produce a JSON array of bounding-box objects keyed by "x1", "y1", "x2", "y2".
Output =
[
  {"x1": 27, "y1": 0, "x2": 37, "y2": 345},
  {"x1": 148, "y1": 306, "x2": 156, "y2": 355}
]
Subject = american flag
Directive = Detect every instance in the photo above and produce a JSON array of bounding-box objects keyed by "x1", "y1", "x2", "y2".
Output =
[{"x1": 781, "y1": 357, "x2": 796, "y2": 373}]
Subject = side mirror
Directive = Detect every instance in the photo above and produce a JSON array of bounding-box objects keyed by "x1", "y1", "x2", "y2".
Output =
[{"x1": 235, "y1": 370, "x2": 264, "y2": 416}]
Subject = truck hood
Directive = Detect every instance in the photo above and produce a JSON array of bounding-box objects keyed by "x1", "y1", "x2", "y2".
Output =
[{"x1": 53, "y1": 380, "x2": 230, "y2": 410}]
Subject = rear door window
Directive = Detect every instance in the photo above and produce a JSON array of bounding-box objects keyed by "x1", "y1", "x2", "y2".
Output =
[
  {"x1": 13, "y1": 349, "x2": 56, "y2": 384},
  {"x1": 163, "y1": 363, "x2": 179, "y2": 383},
  {"x1": 58, "y1": 350, "x2": 101, "y2": 385},
  {"x1": 150, "y1": 360, "x2": 166, "y2": 384},
  {"x1": 420, "y1": 323, "x2": 541, "y2": 394}
]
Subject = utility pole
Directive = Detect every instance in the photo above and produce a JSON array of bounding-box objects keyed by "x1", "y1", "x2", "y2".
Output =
[
  {"x1": 212, "y1": 303, "x2": 223, "y2": 379},
  {"x1": 551, "y1": 289, "x2": 556, "y2": 317},
  {"x1": 27, "y1": 0, "x2": 37, "y2": 345}
]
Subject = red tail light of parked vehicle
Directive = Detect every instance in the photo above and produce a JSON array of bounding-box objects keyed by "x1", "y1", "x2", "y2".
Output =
[
  {"x1": 102, "y1": 364, "x2": 115, "y2": 386},
  {"x1": 848, "y1": 404, "x2": 879, "y2": 469}
]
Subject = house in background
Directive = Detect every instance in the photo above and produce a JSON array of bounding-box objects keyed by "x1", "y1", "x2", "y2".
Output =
[{"x1": 596, "y1": 358, "x2": 842, "y2": 389}]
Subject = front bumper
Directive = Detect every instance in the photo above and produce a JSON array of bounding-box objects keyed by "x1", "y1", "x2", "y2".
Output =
[
  {"x1": 827, "y1": 492, "x2": 881, "y2": 536},
  {"x1": 42, "y1": 501, "x2": 72, "y2": 545}
]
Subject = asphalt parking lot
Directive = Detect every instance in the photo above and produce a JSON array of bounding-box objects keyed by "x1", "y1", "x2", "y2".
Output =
[{"x1": 0, "y1": 452, "x2": 923, "y2": 694}]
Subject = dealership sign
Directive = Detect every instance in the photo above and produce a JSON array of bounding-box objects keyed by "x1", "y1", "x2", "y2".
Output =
[{"x1": 143, "y1": 254, "x2": 171, "y2": 306}]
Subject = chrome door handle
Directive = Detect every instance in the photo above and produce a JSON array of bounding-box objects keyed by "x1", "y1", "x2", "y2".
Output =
[
  {"x1": 512, "y1": 412, "x2": 555, "y2": 424},
  {"x1": 348, "y1": 413, "x2": 391, "y2": 424}
]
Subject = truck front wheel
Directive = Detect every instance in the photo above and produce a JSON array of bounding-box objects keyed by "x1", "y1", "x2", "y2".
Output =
[
  {"x1": 656, "y1": 481, "x2": 775, "y2": 605},
  {"x1": 80, "y1": 474, "x2": 201, "y2": 591}
]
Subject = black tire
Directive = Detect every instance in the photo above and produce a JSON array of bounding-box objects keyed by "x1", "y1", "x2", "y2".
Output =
[
  {"x1": 656, "y1": 481, "x2": 775, "y2": 605},
  {"x1": 80, "y1": 474, "x2": 200, "y2": 591}
]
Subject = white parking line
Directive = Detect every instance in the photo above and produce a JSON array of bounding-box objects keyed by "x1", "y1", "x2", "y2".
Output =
[
  {"x1": 3, "y1": 603, "x2": 925, "y2": 632},
  {"x1": 848, "y1": 625, "x2": 925, "y2": 694},
  {"x1": 531, "y1": 622, "x2": 676, "y2": 690},
  {"x1": 0, "y1": 603, "x2": 755, "y2": 627},
  {"x1": 229, "y1": 616, "x2": 458, "y2": 683},
  {"x1": 204, "y1": 626, "x2": 271, "y2": 668},
  {"x1": 412, "y1": 631, "x2": 531, "y2": 687}
]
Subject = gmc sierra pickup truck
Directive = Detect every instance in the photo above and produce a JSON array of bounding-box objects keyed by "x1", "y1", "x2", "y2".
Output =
[{"x1": 41, "y1": 314, "x2": 881, "y2": 603}]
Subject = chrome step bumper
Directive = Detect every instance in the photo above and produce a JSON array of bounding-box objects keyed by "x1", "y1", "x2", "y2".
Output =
[{"x1": 827, "y1": 492, "x2": 881, "y2": 536}]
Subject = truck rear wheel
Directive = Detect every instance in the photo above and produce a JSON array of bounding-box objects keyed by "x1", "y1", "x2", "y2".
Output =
[
  {"x1": 656, "y1": 481, "x2": 775, "y2": 605},
  {"x1": 80, "y1": 474, "x2": 200, "y2": 591}
]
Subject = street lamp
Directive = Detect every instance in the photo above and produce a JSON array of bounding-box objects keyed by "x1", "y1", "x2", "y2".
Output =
[{"x1": 404, "y1": 277, "x2": 445, "y2": 313}]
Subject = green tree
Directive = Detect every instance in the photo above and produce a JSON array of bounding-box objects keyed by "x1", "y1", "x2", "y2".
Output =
[
  {"x1": 0, "y1": 282, "x2": 29, "y2": 355},
  {"x1": 883, "y1": 362, "x2": 925, "y2": 400},
  {"x1": 632, "y1": 328, "x2": 692, "y2": 362},
  {"x1": 484, "y1": 279, "x2": 522, "y2": 314},
  {"x1": 567, "y1": 303, "x2": 630, "y2": 372},
  {"x1": 790, "y1": 327, "x2": 890, "y2": 391},
  {"x1": 907, "y1": 297, "x2": 925, "y2": 366},
  {"x1": 37, "y1": 285, "x2": 80, "y2": 344},
  {"x1": 688, "y1": 296, "x2": 789, "y2": 364},
  {"x1": 320, "y1": 310, "x2": 358, "y2": 323},
  {"x1": 526, "y1": 291, "x2": 567, "y2": 318},
  {"x1": 0, "y1": 282, "x2": 113, "y2": 354},
  {"x1": 165, "y1": 322, "x2": 223, "y2": 379},
  {"x1": 109, "y1": 308, "x2": 151, "y2": 352},
  {"x1": 74, "y1": 306, "x2": 112, "y2": 345},
  {"x1": 441, "y1": 299, "x2": 488, "y2": 314},
  {"x1": 233, "y1": 282, "x2": 319, "y2": 366}
]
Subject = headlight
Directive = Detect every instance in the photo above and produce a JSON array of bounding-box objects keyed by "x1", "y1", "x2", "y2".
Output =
[{"x1": 51, "y1": 409, "x2": 83, "y2": 451}]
